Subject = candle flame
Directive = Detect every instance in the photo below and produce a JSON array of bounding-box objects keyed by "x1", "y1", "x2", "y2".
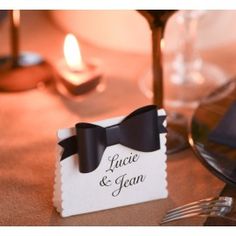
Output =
[{"x1": 63, "y1": 34, "x2": 85, "y2": 71}]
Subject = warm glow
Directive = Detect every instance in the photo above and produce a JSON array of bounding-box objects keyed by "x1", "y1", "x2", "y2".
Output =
[
  {"x1": 13, "y1": 10, "x2": 20, "y2": 26},
  {"x1": 63, "y1": 34, "x2": 85, "y2": 71},
  {"x1": 161, "y1": 38, "x2": 165, "y2": 51}
]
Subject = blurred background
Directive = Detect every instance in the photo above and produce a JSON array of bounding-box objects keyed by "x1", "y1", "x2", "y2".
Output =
[
  {"x1": 1, "y1": 10, "x2": 236, "y2": 67},
  {"x1": 49, "y1": 10, "x2": 236, "y2": 54},
  {"x1": 1, "y1": 10, "x2": 236, "y2": 95},
  {"x1": 0, "y1": 10, "x2": 235, "y2": 226}
]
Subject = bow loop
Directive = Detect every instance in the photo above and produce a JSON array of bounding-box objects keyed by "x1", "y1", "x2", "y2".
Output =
[
  {"x1": 120, "y1": 106, "x2": 159, "y2": 151},
  {"x1": 75, "y1": 123, "x2": 106, "y2": 173}
]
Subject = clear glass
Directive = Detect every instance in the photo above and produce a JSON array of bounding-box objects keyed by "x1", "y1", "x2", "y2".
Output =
[
  {"x1": 139, "y1": 11, "x2": 228, "y2": 109},
  {"x1": 164, "y1": 10, "x2": 228, "y2": 108}
]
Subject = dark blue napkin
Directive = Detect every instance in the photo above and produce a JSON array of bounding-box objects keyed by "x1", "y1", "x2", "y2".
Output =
[{"x1": 208, "y1": 101, "x2": 236, "y2": 148}]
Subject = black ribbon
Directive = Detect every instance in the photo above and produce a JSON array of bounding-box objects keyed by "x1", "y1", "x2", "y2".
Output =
[{"x1": 59, "y1": 105, "x2": 167, "y2": 173}]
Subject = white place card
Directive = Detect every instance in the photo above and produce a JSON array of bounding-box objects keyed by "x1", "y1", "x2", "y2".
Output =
[{"x1": 53, "y1": 107, "x2": 168, "y2": 217}]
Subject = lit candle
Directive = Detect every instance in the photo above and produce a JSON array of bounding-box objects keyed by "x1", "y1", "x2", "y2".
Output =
[{"x1": 56, "y1": 34, "x2": 102, "y2": 95}]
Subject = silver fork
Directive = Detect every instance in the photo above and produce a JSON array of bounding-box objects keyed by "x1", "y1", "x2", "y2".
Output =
[{"x1": 161, "y1": 196, "x2": 234, "y2": 225}]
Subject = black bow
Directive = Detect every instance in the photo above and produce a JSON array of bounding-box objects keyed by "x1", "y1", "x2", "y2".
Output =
[{"x1": 59, "y1": 105, "x2": 167, "y2": 173}]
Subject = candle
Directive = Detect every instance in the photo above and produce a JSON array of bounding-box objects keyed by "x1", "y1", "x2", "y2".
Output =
[{"x1": 56, "y1": 34, "x2": 102, "y2": 96}]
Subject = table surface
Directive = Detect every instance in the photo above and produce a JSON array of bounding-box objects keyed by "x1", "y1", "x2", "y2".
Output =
[{"x1": 1, "y1": 10, "x2": 235, "y2": 226}]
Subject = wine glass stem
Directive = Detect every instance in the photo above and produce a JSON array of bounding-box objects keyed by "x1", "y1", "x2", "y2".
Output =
[{"x1": 151, "y1": 26, "x2": 164, "y2": 107}]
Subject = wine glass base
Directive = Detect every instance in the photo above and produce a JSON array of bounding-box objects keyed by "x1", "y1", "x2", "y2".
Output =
[{"x1": 0, "y1": 53, "x2": 53, "y2": 92}]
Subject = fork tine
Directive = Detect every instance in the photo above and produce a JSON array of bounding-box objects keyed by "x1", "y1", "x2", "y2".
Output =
[
  {"x1": 166, "y1": 199, "x2": 229, "y2": 218},
  {"x1": 161, "y1": 196, "x2": 233, "y2": 225},
  {"x1": 161, "y1": 210, "x2": 215, "y2": 224},
  {"x1": 162, "y1": 204, "x2": 230, "y2": 223},
  {"x1": 161, "y1": 212, "x2": 206, "y2": 224},
  {"x1": 167, "y1": 197, "x2": 221, "y2": 214},
  {"x1": 160, "y1": 206, "x2": 229, "y2": 225}
]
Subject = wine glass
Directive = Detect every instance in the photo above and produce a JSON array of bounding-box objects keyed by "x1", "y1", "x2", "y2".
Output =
[
  {"x1": 138, "y1": 10, "x2": 189, "y2": 154},
  {"x1": 164, "y1": 10, "x2": 228, "y2": 109}
]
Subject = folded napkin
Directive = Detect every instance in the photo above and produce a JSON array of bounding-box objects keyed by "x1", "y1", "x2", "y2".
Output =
[{"x1": 208, "y1": 101, "x2": 236, "y2": 148}]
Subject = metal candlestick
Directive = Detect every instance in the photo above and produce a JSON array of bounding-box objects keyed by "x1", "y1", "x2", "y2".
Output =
[{"x1": 0, "y1": 10, "x2": 52, "y2": 92}]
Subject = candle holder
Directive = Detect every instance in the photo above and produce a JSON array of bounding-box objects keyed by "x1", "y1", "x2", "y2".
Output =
[
  {"x1": 138, "y1": 10, "x2": 189, "y2": 155},
  {"x1": 0, "y1": 10, "x2": 53, "y2": 92},
  {"x1": 55, "y1": 34, "x2": 104, "y2": 99}
]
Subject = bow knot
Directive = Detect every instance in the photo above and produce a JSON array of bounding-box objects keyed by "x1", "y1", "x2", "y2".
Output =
[{"x1": 106, "y1": 125, "x2": 121, "y2": 146}]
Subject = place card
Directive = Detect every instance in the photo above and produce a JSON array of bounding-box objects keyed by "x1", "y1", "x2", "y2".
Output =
[{"x1": 53, "y1": 105, "x2": 168, "y2": 217}]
